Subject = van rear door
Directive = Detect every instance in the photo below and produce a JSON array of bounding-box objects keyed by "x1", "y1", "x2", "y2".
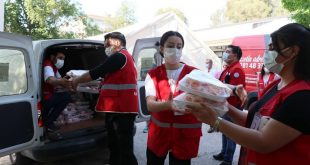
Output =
[
  {"x1": 132, "y1": 37, "x2": 161, "y2": 122},
  {"x1": 0, "y1": 32, "x2": 40, "y2": 156}
]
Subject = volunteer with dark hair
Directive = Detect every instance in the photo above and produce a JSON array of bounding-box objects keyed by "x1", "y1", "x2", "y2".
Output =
[
  {"x1": 211, "y1": 45, "x2": 245, "y2": 165},
  {"x1": 257, "y1": 65, "x2": 277, "y2": 98},
  {"x1": 43, "y1": 51, "x2": 72, "y2": 133},
  {"x1": 72, "y1": 32, "x2": 138, "y2": 165},
  {"x1": 144, "y1": 31, "x2": 202, "y2": 165},
  {"x1": 188, "y1": 23, "x2": 310, "y2": 165}
]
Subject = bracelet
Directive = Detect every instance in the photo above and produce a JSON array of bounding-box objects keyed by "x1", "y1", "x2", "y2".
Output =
[{"x1": 213, "y1": 116, "x2": 223, "y2": 132}]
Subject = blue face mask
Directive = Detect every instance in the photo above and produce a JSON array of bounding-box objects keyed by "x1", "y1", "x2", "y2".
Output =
[{"x1": 222, "y1": 52, "x2": 229, "y2": 61}]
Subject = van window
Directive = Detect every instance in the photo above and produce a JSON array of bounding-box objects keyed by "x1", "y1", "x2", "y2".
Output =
[
  {"x1": 137, "y1": 48, "x2": 157, "y2": 81},
  {"x1": 0, "y1": 49, "x2": 27, "y2": 96}
]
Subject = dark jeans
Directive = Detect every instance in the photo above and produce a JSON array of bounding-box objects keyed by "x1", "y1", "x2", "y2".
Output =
[
  {"x1": 106, "y1": 113, "x2": 138, "y2": 165},
  {"x1": 220, "y1": 114, "x2": 236, "y2": 163},
  {"x1": 43, "y1": 92, "x2": 71, "y2": 127},
  {"x1": 146, "y1": 148, "x2": 191, "y2": 165}
]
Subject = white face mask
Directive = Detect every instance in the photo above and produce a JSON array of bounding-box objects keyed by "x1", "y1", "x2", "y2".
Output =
[
  {"x1": 263, "y1": 50, "x2": 284, "y2": 74},
  {"x1": 105, "y1": 46, "x2": 114, "y2": 56},
  {"x1": 164, "y1": 48, "x2": 182, "y2": 65},
  {"x1": 54, "y1": 59, "x2": 64, "y2": 69},
  {"x1": 222, "y1": 52, "x2": 229, "y2": 61}
]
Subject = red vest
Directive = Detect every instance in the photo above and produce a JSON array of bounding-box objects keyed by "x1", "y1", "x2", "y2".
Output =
[
  {"x1": 245, "y1": 79, "x2": 310, "y2": 165},
  {"x1": 147, "y1": 64, "x2": 202, "y2": 160},
  {"x1": 43, "y1": 59, "x2": 58, "y2": 100},
  {"x1": 219, "y1": 61, "x2": 245, "y2": 107},
  {"x1": 257, "y1": 73, "x2": 276, "y2": 99},
  {"x1": 95, "y1": 49, "x2": 138, "y2": 113}
]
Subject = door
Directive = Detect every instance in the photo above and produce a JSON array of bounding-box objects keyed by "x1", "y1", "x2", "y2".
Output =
[
  {"x1": 0, "y1": 32, "x2": 40, "y2": 157},
  {"x1": 132, "y1": 37, "x2": 161, "y2": 122}
]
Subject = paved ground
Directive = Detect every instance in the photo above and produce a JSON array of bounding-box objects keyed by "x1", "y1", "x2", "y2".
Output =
[{"x1": 0, "y1": 122, "x2": 240, "y2": 165}]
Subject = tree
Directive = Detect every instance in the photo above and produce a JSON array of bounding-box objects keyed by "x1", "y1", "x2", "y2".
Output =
[
  {"x1": 82, "y1": 16, "x2": 102, "y2": 37},
  {"x1": 266, "y1": 0, "x2": 289, "y2": 17},
  {"x1": 210, "y1": 8, "x2": 230, "y2": 27},
  {"x1": 225, "y1": 0, "x2": 272, "y2": 23},
  {"x1": 282, "y1": 0, "x2": 310, "y2": 27},
  {"x1": 103, "y1": 1, "x2": 137, "y2": 31},
  {"x1": 156, "y1": 8, "x2": 188, "y2": 24},
  {"x1": 4, "y1": 0, "x2": 100, "y2": 39}
]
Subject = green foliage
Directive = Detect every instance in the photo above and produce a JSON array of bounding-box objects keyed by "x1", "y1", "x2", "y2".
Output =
[
  {"x1": 4, "y1": 0, "x2": 101, "y2": 39},
  {"x1": 156, "y1": 8, "x2": 188, "y2": 24},
  {"x1": 268, "y1": 0, "x2": 289, "y2": 17},
  {"x1": 282, "y1": 0, "x2": 310, "y2": 27},
  {"x1": 81, "y1": 15, "x2": 102, "y2": 37},
  {"x1": 210, "y1": 8, "x2": 230, "y2": 27},
  {"x1": 104, "y1": 1, "x2": 137, "y2": 31},
  {"x1": 221, "y1": 0, "x2": 288, "y2": 24},
  {"x1": 225, "y1": 0, "x2": 272, "y2": 23}
]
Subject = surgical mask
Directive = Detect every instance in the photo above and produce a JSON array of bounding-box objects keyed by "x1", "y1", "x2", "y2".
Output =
[
  {"x1": 222, "y1": 52, "x2": 229, "y2": 61},
  {"x1": 164, "y1": 48, "x2": 182, "y2": 65},
  {"x1": 54, "y1": 59, "x2": 64, "y2": 69},
  {"x1": 105, "y1": 46, "x2": 114, "y2": 56},
  {"x1": 263, "y1": 50, "x2": 284, "y2": 74}
]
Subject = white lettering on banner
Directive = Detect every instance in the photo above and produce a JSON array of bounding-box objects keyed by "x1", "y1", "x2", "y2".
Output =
[
  {"x1": 240, "y1": 55, "x2": 264, "y2": 70},
  {"x1": 239, "y1": 56, "x2": 252, "y2": 63}
]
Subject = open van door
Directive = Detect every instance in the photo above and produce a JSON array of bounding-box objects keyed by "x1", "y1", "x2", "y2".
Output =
[
  {"x1": 132, "y1": 37, "x2": 161, "y2": 122},
  {"x1": 0, "y1": 32, "x2": 40, "y2": 157}
]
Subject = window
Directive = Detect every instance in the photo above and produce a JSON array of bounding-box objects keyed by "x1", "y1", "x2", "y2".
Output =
[
  {"x1": 0, "y1": 49, "x2": 27, "y2": 96},
  {"x1": 137, "y1": 48, "x2": 158, "y2": 81}
]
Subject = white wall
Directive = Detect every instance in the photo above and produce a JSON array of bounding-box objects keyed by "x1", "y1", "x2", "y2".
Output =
[{"x1": 0, "y1": 0, "x2": 4, "y2": 31}]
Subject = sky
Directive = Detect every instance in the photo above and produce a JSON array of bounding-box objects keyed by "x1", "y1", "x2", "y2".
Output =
[{"x1": 77, "y1": 0, "x2": 227, "y2": 30}]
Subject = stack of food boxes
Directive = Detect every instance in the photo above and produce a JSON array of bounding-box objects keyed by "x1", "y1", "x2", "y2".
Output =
[{"x1": 173, "y1": 70, "x2": 232, "y2": 116}]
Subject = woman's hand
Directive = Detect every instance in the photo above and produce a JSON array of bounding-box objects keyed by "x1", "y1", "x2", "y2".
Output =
[
  {"x1": 186, "y1": 103, "x2": 218, "y2": 125},
  {"x1": 235, "y1": 85, "x2": 247, "y2": 107}
]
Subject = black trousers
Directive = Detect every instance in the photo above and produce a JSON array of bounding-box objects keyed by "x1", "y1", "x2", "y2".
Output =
[
  {"x1": 43, "y1": 92, "x2": 71, "y2": 127},
  {"x1": 146, "y1": 148, "x2": 191, "y2": 165},
  {"x1": 106, "y1": 113, "x2": 138, "y2": 165}
]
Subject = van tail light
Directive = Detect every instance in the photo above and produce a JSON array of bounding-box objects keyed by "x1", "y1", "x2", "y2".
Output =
[{"x1": 37, "y1": 102, "x2": 43, "y2": 127}]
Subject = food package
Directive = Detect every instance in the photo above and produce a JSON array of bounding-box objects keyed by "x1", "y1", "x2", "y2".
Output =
[
  {"x1": 172, "y1": 93, "x2": 228, "y2": 116},
  {"x1": 76, "y1": 80, "x2": 101, "y2": 93},
  {"x1": 66, "y1": 70, "x2": 89, "y2": 78},
  {"x1": 178, "y1": 70, "x2": 231, "y2": 102},
  {"x1": 54, "y1": 101, "x2": 94, "y2": 126},
  {"x1": 67, "y1": 70, "x2": 101, "y2": 93}
]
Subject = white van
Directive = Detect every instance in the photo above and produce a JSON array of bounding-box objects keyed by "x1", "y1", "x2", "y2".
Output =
[{"x1": 0, "y1": 32, "x2": 158, "y2": 164}]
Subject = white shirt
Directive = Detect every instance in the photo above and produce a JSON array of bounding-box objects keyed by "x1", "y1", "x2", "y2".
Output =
[
  {"x1": 145, "y1": 64, "x2": 185, "y2": 97},
  {"x1": 44, "y1": 65, "x2": 61, "y2": 81}
]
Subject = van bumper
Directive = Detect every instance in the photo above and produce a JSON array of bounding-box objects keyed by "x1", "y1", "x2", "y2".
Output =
[{"x1": 21, "y1": 131, "x2": 107, "y2": 162}]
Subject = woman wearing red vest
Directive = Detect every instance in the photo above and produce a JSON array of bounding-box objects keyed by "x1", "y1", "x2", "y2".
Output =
[
  {"x1": 188, "y1": 23, "x2": 310, "y2": 165},
  {"x1": 145, "y1": 31, "x2": 202, "y2": 165},
  {"x1": 257, "y1": 65, "x2": 277, "y2": 99}
]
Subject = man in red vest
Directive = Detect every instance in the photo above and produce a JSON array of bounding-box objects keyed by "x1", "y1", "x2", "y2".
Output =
[
  {"x1": 72, "y1": 32, "x2": 138, "y2": 165},
  {"x1": 43, "y1": 51, "x2": 72, "y2": 133},
  {"x1": 214, "y1": 45, "x2": 245, "y2": 165}
]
